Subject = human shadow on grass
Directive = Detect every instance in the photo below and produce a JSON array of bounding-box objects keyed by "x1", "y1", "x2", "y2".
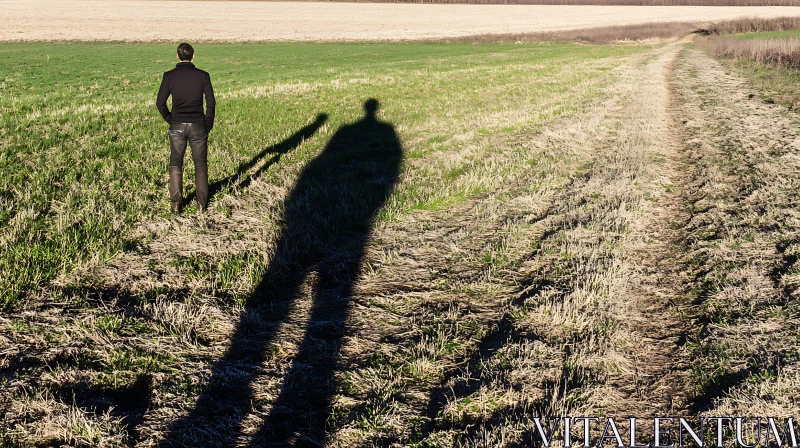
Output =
[
  {"x1": 57, "y1": 373, "x2": 153, "y2": 447},
  {"x1": 160, "y1": 99, "x2": 402, "y2": 447},
  {"x1": 182, "y1": 113, "x2": 329, "y2": 208}
]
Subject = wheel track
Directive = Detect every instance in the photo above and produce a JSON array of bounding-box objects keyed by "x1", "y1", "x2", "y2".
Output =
[
  {"x1": 669, "y1": 44, "x2": 800, "y2": 417},
  {"x1": 359, "y1": 43, "x2": 700, "y2": 446}
]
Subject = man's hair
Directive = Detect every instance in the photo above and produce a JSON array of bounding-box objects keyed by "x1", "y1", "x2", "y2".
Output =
[{"x1": 177, "y1": 43, "x2": 194, "y2": 62}]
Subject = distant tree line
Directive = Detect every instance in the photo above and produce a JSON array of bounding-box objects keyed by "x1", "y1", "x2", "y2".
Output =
[{"x1": 339, "y1": 0, "x2": 800, "y2": 5}]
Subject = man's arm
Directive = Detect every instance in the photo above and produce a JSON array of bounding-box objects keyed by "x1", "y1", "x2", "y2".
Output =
[
  {"x1": 204, "y1": 72, "x2": 216, "y2": 132},
  {"x1": 156, "y1": 73, "x2": 172, "y2": 122}
]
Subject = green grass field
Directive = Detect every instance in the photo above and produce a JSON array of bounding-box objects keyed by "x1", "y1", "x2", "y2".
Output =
[
  {"x1": 0, "y1": 42, "x2": 643, "y2": 309},
  {"x1": 6, "y1": 21, "x2": 800, "y2": 446},
  {"x1": 2, "y1": 41, "x2": 661, "y2": 446},
  {"x1": 720, "y1": 56, "x2": 800, "y2": 106},
  {"x1": 735, "y1": 29, "x2": 800, "y2": 39}
]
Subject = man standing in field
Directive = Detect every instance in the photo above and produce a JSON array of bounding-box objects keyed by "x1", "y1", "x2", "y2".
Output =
[{"x1": 156, "y1": 42, "x2": 216, "y2": 214}]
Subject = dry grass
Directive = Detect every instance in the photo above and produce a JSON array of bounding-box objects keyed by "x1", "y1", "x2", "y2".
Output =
[
  {"x1": 699, "y1": 17, "x2": 800, "y2": 110},
  {"x1": 705, "y1": 15, "x2": 800, "y2": 34},
  {"x1": 327, "y1": 45, "x2": 692, "y2": 445},
  {"x1": 6, "y1": 12, "x2": 800, "y2": 446},
  {"x1": 536, "y1": 21, "x2": 699, "y2": 43},
  {"x1": 425, "y1": 16, "x2": 800, "y2": 45},
  {"x1": 713, "y1": 36, "x2": 800, "y2": 66},
  {"x1": 436, "y1": 22, "x2": 699, "y2": 44},
  {"x1": 0, "y1": 42, "x2": 700, "y2": 445},
  {"x1": 671, "y1": 45, "x2": 800, "y2": 418},
  {"x1": 2, "y1": 41, "x2": 654, "y2": 446},
  {"x1": 3, "y1": 0, "x2": 800, "y2": 42},
  {"x1": 5, "y1": 389, "x2": 128, "y2": 447}
]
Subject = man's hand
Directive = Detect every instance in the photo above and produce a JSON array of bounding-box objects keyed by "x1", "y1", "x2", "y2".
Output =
[
  {"x1": 156, "y1": 72, "x2": 172, "y2": 122},
  {"x1": 204, "y1": 73, "x2": 215, "y2": 134}
]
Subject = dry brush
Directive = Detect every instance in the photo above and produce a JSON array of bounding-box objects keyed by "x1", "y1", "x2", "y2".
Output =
[{"x1": 713, "y1": 36, "x2": 800, "y2": 66}]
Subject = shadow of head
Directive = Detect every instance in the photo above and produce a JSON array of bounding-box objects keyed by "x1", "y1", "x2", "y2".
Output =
[
  {"x1": 290, "y1": 97, "x2": 400, "y2": 213},
  {"x1": 364, "y1": 98, "x2": 379, "y2": 120},
  {"x1": 315, "y1": 112, "x2": 329, "y2": 124}
]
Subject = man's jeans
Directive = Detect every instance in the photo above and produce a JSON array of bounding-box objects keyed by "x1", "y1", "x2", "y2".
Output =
[{"x1": 168, "y1": 123, "x2": 209, "y2": 208}]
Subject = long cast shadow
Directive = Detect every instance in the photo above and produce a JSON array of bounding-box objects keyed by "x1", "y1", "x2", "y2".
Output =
[
  {"x1": 182, "y1": 113, "x2": 328, "y2": 207},
  {"x1": 161, "y1": 99, "x2": 402, "y2": 447}
]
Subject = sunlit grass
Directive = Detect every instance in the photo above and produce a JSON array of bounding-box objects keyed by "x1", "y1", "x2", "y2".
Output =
[{"x1": 0, "y1": 42, "x2": 644, "y2": 308}]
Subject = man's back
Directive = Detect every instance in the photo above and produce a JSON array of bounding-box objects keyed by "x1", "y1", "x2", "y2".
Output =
[
  {"x1": 156, "y1": 42, "x2": 215, "y2": 214},
  {"x1": 156, "y1": 62, "x2": 215, "y2": 130}
]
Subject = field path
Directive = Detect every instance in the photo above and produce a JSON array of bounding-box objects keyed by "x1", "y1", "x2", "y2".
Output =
[
  {"x1": 668, "y1": 45, "x2": 800, "y2": 416},
  {"x1": 495, "y1": 41, "x2": 696, "y2": 418},
  {"x1": 577, "y1": 41, "x2": 693, "y2": 416}
]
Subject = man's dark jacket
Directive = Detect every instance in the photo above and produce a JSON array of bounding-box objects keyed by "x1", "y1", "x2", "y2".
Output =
[{"x1": 156, "y1": 62, "x2": 215, "y2": 131}]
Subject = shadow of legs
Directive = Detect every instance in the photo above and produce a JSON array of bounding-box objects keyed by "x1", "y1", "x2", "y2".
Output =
[
  {"x1": 182, "y1": 114, "x2": 328, "y2": 208},
  {"x1": 251, "y1": 258, "x2": 361, "y2": 446},
  {"x1": 160, "y1": 101, "x2": 399, "y2": 447},
  {"x1": 157, "y1": 268, "x2": 307, "y2": 447}
]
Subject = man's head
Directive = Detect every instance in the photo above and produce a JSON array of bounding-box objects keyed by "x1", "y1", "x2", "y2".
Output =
[{"x1": 177, "y1": 42, "x2": 194, "y2": 62}]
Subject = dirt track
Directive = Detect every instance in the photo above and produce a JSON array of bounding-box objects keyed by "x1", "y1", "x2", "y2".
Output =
[{"x1": 3, "y1": 1, "x2": 800, "y2": 41}]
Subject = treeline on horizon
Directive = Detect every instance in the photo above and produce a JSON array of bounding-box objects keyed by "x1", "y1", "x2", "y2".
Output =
[{"x1": 333, "y1": 0, "x2": 800, "y2": 6}]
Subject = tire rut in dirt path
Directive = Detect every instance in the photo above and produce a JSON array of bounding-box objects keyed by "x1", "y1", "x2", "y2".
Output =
[
  {"x1": 669, "y1": 45, "x2": 800, "y2": 417},
  {"x1": 345, "y1": 44, "x2": 699, "y2": 445},
  {"x1": 517, "y1": 42, "x2": 694, "y2": 418},
  {"x1": 591, "y1": 42, "x2": 693, "y2": 416}
]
